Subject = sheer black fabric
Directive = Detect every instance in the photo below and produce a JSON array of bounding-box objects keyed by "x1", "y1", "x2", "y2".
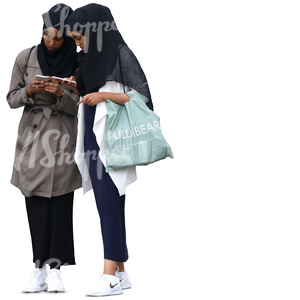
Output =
[
  {"x1": 67, "y1": 4, "x2": 153, "y2": 110},
  {"x1": 108, "y1": 45, "x2": 153, "y2": 110}
]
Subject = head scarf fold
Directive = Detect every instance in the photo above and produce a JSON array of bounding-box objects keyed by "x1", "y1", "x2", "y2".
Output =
[
  {"x1": 37, "y1": 3, "x2": 78, "y2": 78},
  {"x1": 67, "y1": 4, "x2": 153, "y2": 109}
]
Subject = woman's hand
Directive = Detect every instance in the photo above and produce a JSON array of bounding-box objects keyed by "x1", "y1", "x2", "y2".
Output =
[
  {"x1": 61, "y1": 76, "x2": 79, "y2": 94},
  {"x1": 77, "y1": 92, "x2": 129, "y2": 106},
  {"x1": 26, "y1": 78, "x2": 45, "y2": 97},
  {"x1": 77, "y1": 92, "x2": 107, "y2": 106},
  {"x1": 44, "y1": 77, "x2": 64, "y2": 97}
]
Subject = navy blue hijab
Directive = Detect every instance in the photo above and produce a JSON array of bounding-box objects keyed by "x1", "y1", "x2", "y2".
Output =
[{"x1": 67, "y1": 4, "x2": 153, "y2": 110}]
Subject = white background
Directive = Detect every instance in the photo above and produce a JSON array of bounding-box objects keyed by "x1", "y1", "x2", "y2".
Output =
[{"x1": 1, "y1": 0, "x2": 300, "y2": 299}]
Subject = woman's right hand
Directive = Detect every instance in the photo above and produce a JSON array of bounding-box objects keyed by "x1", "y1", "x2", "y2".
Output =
[{"x1": 26, "y1": 78, "x2": 45, "y2": 97}]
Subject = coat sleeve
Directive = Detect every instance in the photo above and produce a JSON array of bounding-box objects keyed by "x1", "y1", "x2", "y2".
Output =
[
  {"x1": 56, "y1": 89, "x2": 80, "y2": 116},
  {"x1": 6, "y1": 48, "x2": 34, "y2": 109}
]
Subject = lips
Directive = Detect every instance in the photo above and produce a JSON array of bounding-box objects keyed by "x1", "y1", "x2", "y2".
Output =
[{"x1": 47, "y1": 46, "x2": 56, "y2": 51}]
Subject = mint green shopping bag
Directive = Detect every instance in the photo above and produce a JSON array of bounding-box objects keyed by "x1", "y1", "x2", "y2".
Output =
[{"x1": 105, "y1": 91, "x2": 173, "y2": 172}]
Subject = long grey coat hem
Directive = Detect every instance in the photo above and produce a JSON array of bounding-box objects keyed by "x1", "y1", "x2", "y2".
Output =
[{"x1": 11, "y1": 179, "x2": 82, "y2": 198}]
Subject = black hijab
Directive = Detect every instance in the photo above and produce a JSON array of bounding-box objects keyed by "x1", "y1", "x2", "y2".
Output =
[
  {"x1": 37, "y1": 4, "x2": 78, "y2": 78},
  {"x1": 67, "y1": 4, "x2": 153, "y2": 110}
]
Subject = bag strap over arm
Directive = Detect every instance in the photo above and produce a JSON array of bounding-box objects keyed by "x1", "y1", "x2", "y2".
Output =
[{"x1": 118, "y1": 45, "x2": 126, "y2": 93}]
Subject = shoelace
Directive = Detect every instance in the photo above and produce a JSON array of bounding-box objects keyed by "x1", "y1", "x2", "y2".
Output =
[
  {"x1": 96, "y1": 273, "x2": 106, "y2": 284},
  {"x1": 28, "y1": 270, "x2": 39, "y2": 282},
  {"x1": 95, "y1": 273, "x2": 119, "y2": 288},
  {"x1": 28, "y1": 268, "x2": 45, "y2": 283},
  {"x1": 46, "y1": 269, "x2": 61, "y2": 284}
]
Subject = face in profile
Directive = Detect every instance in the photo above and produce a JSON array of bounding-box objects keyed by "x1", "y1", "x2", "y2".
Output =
[{"x1": 68, "y1": 31, "x2": 86, "y2": 52}]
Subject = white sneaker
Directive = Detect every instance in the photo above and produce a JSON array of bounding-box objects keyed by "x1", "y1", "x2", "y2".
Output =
[
  {"x1": 22, "y1": 267, "x2": 48, "y2": 293},
  {"x1": 46, "y1": 269, "x2": 65, "y2": 293},
  {"x1": 86, "y1": 274, "x2": 122, "y2": 297},
  {"x1": 115, "y1": 271, "x2": 132, "y2": 289}
]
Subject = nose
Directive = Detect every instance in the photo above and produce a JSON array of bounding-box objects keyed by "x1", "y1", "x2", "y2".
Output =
[{"x1": 49, "y1": 39, "x2": 55, "y2": 46}]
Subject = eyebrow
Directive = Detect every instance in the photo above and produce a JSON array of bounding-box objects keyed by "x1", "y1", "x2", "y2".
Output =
[
  {"x1": 44, "y1": 31, "x2": 63, "y2": 40},
  {"x1": 70, "y1": 34, "x2": 81, "y2": 40}
]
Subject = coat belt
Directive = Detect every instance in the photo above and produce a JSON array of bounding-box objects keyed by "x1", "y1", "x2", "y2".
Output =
[{"x1": 26, "y1": 105, "x2": 58, "y2": 127}]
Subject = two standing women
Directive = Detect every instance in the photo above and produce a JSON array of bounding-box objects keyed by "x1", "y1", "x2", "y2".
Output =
[
  {"x1": 7, "y1": 4, "x2": 81, "y2": 293},
  {"x1": 7, "y1": 3, "x2": 153, "y2": 297}
]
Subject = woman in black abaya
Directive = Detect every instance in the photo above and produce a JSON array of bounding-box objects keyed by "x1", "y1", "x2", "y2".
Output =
[{"x1": 65, "y1": 3, "x2": 153, "y2": 297}]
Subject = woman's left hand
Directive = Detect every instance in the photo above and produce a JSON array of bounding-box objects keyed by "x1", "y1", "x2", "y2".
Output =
[
  {"x1": 61, "y1": 76, "x2": 78, "y2": 94},
  {"x1": 44, "y1": 77, "x2": 64, "y2": 97},
  {"x1": 78, "y1": 92, "x2": 106, "y2": 106}
]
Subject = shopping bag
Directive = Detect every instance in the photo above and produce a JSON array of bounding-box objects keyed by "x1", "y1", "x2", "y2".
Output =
[{"x1": 105, "y1": 91, "x2": 173, "y2": 172}]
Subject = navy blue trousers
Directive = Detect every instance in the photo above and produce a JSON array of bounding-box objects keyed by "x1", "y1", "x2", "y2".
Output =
[{"x1": 84, "y1": 105, "x2": 128, "y2": 262}]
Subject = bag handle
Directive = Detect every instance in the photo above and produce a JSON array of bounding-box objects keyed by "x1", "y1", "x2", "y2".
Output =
[{"x1": 118, "y1": 45, "x2": 126, "y2": 93}]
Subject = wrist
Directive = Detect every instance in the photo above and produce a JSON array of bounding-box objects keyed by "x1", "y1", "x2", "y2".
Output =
[
  {"x1": 57, "y1": 88, "x2": 64, "y2": 98},
  {"x1": 26, "y1": 85, "x2": 34, "y2": 97},
  {"x1": 94, "y1": 92, "x2": 106, "y2": 104},
  {"x1": 101, "y1": 92, "x2": 108, "y2": 102}
]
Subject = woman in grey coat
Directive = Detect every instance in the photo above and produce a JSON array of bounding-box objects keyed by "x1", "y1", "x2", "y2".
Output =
[{"x1": 6, "y1": 4, "x2": 81, "y2": 293}]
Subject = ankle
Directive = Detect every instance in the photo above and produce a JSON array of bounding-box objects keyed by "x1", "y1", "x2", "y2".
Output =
[{"x1": 116, "y1": 264, "x2": 125, "y2": 273}]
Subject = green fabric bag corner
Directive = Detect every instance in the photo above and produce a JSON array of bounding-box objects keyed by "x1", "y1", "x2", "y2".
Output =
[{"x1": 105, "y1": 91, "x2": 173, "y2": 172}]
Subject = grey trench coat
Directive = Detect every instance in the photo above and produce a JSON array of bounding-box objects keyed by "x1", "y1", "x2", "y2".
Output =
[{"x1": 7, "y1": 47, "x2": 82, "y2": 198}]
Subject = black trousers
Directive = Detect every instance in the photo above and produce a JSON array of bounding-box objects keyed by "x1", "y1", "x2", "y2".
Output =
[
  {"x1": 84, "y1": 105, "x2": 128, "y2": 262},
  {"x1": 25, "y1": 192, "x2": 75, "y2": 269}
]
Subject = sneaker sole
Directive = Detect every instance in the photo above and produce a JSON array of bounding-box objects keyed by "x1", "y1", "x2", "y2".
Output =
[
  {"x1": 48, "y1": 289, "x2": 65, "y2": 293},
  {"x1": 22, "y1": 284, "x2": 48, "y2": 293},
  {"x1": 22, "y1": 290, "x2": 47, "y2": 293},
  {"x1": 86, "y1": 290, "x2": 123, "y2": 297},
  {"x1": 120, "y1": 279, "x2": 132, "y2": 290},
  {"x1": 47, "y1": 287, "x2": 65, "y2": 293},
  {"x1": 121, "y1": 284, "x2": 131, "y2": 290}
]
